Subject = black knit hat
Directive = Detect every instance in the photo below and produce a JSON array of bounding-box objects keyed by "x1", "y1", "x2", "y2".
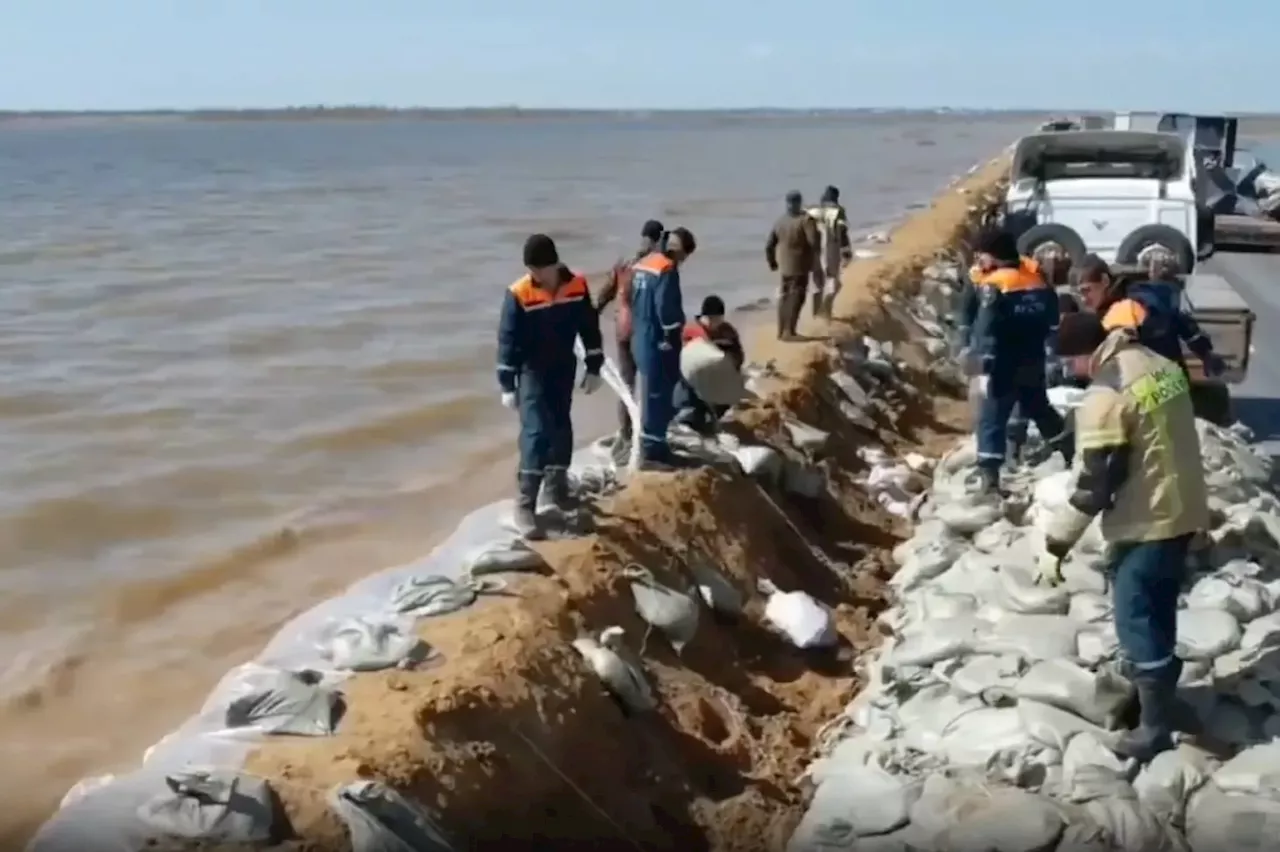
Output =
[
  {"x1": 974, "y1": 228, "x2": 1019, "y2": 264},
  {"x1": 1056, "y1": 311, "x2": 1108, "y2": 357},
  {"x1": 522, "y1": 233, "x2": 559, "y2": 268},
  {"x1": 821, "y1": 185, "x2": 839, "y2": 203},
  {"x1": 698, "y1": 295, "x2": 726, "y2": 318},
  {"x1": 641, "y1": 219, "x2": 664, "y2": 242}
]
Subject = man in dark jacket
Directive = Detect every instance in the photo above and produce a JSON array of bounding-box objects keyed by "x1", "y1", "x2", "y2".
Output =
[
  {"x1": 1076, "y1": 254, "x2": 1225, "y2": 378},
  {"x1": 595, "y1": 219, "x2": 665, "y2": 462},
  {"x1": 766, "y1": 190, "x2": 820, "y2": 341},
  {"x1": 497, "y1": 234, "x2": 605, "y2": 537}
]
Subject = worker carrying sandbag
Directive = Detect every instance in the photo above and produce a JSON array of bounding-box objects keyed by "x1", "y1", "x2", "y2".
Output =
[
  {"x1": 1038, "y1": 311, "x2": 1210, "y2": 762},
  {"x1": 766, "y1": 190, "x2": 820, "y2": 341},
  {"x1": 1075, "y1": 253, "x2": 1226, "y2": 379},
  {"x1": 595, "y1": 218, "x2": 666, "y2": 464},
  {"x1": 806, "y1": 185, "x2": 852, "y2": 319},
  {"x1": 674, "y1": 295, "x2": 745, "y2": 435},
  {"x1": 497, "y1": 234, "x2": 605, "y2": 538},
  {"x1": 969, "y1": 229, "x2": 1072, "y2": 492},
  {"x1": 630, "y1": 227, "x2": 697, "y2": 470}
]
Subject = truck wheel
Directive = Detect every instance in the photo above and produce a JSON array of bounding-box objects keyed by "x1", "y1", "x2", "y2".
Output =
[
  {"x1": 1016, "y1": 224, "x2": 1087, "y2": 266},
  {"x1": 1191, "y1": 383, "x2": 1232, "y2": 426},
  {"x1": 1116, "y1": 225, "x2": 1196, "y2": 273}
]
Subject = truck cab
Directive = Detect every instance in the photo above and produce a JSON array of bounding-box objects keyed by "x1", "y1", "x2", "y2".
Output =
[{"x1": 1003, "y1": 130, "x2": 1200, "y2": 272}]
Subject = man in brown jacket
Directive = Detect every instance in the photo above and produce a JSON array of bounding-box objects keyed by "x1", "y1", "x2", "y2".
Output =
[
  {"x1": 1039, "y1": 312, "x2": 1209, "y2": 762},
  {"x1": 765, "y1": 190, "x2": 819, "y2": 341}
]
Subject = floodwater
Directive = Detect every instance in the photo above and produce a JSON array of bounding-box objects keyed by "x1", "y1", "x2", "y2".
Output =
[{"x1": 0, "y1": 111, "x2": 1029, "y2": 835}]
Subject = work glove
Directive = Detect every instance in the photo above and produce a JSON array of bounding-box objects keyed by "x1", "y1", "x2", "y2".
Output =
[
  {"x1": 1204, "y1": 353, "x2": 1227, "y2": 378},
  {"x1": 974, "y1": 376, "x2": 990, "y2": 398},
  {"x1": 1034, "y1": 531, "x2": 1072, "y2": 587},
  {"x1": 580, "y1": 373, "x2": 603, "y2": 395},
  {"x1": 500, "y1": 391, "x2": 517, "y2": 410}
]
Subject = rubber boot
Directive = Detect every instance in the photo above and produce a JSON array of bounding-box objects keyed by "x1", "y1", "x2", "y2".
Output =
[
  {"x1": 810, "y1": 285, "x2": 825, "y2": 318},
  {"x1": 513, "y1": 475, "x2": 545, "y2": 540},
  {"x1": 1119, "y1": 658, "x2": 1202, "y2": 735},
  {"x1": 778, "y1": 284, "x2": 805, "y2": 341},
  {"x1": 1113, "y1": 675, "x2": 1175, "y2": 762},
  {"x1": 977, "y1": 465, "x2": 1001, "y2": 496},
  {"x1": 545, "y1": 468, "x2": 580, "y2": 513}
]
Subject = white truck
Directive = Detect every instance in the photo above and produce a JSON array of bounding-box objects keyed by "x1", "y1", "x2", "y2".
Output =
[{"x1": 1003, "y1": 129, "x2": 1202, "y2": 272}]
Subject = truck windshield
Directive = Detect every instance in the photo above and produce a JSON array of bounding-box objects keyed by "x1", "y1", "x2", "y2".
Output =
[{"x1": 1033, "y1": 156, "x2": 1181, "y2": 181}]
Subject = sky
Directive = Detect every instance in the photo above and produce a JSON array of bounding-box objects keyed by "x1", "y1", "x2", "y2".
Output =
[{"x1": 1, "y1": 0, "x2": 1274, "y2": 113}]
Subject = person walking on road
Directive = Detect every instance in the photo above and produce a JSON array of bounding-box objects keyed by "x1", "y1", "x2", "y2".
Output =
[
  {"x1": 806, "y1": 185, "x2": 852, "y2": 319},
  {"x1": 1037, "y1": 311, "x2": 1209, "y2": 762},
  {"x1": 766, "y1": 190, "x2": 819, "y2": 341},
  {"x1": 630, "y1": 226, "x2": 697, "y2": 469},
  {"x1": 595, "y1": 219, "x2": 665, "y2": 463},
  {"x1": 497, "y1": 234, "x2": 605, "y2": 538}
]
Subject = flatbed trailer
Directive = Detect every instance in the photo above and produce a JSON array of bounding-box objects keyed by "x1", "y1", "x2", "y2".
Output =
[{"x1": 1214, "y1": 213, "x2": 1280, "y2": 251}]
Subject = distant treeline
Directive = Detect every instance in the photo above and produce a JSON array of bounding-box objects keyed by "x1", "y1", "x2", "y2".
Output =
[{"x1": 0, "y1": 105, "x2": 1049, "y2": 124}]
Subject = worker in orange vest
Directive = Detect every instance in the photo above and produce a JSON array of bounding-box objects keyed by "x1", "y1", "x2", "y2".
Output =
[
  {"x1": 595, "y1": 220, "x2": 665, "y2": 463},
  {"x1": 497, "y1": 234, "x2": 605, "y2": 538}
]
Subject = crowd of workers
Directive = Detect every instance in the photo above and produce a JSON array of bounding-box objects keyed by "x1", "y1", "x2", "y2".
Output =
[
  {"x1": 496, "y1": 188, "x2": 851, "y2": 540},
  {"x1": 956, "y1": 227, "x2": 1227, "y2": 762},
  {"x1": 496, "y1": 194, "x2": 1230, "y2": 765}
]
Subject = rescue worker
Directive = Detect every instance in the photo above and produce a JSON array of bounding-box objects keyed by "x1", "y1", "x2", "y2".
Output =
[
  {"x1": 766, "y1": 190, "x2": 820, "y2": 341},
  {"x1": 595, "y1": 219, "x2": 665, "y2": 463},
  {"x1": 673, "y1": 295, "x2": 745, "y2": 435},
  {"x1": 970, "y1": 230, "x2": 1071, "y2": 491},
  {"x1": 630, "y1": 226, "x2": 697, "y2": 469},
  {"x1": 497, "y1": 234, "x2": 605, "y2": 538},
  {"x1": 806, "y1": 186, "x2": 852, "y2": 318},
  {"x1": 1076, "y1": 253, "x2": 1226, "y2": 378},
  {"x1": 1038, "y1": 311, "x2": 1209, "y2": 761}
]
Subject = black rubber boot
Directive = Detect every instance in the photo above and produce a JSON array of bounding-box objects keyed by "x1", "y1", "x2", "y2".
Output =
[
  {"x1": 1114, "y1": 676, "x2": 1175, "y2": 762},
  {"x1": 513, "y1": 475, "x2": 544, "y2": 540},
  {"x1": 777, "y1": 282, "x2": 805, "y2": 340},
  {"x1": 977, "y1": 465, "x2": 1001, "y2": 496},
  {"x1": 545, "y1": 468, "x2": 580, "y2": 513},
  {"x1": 1119, "y1": 658, "x2": 1202, "y2": 735}
]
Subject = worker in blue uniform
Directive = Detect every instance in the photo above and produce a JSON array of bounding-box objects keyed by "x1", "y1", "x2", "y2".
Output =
[
  {"x1": 970, "y1": 230, "x2": 1072, "y2": 493},
  {"x1": 630, "y1": 226, "x2": 697, "y2": 469},
  {"x1": 497, "y1": 234, "x2": 605, "y2": 538}
]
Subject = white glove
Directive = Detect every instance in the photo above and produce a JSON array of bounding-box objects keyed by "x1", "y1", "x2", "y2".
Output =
[
  {"x1": 580, "y1": 373, "x2": 603, "y2": 395},
  {"x1": 976, "y1": 376, "x2": 989, "y2": 397},
  {"x1": 500, "y1": 391, "x2": 517, "y2": 410}
]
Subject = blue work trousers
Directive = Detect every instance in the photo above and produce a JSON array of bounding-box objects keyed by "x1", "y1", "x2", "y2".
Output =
[
  {"x1": 635, "y1": 347, "x2": 680, "y2": 459},
  {"x1": 516, "y1": 365, "x2": 576, "y2": 501},
  {"x1": 674, "y1": 379, "x2": 728, "y2": 435},
  {"x1": 976, "y1": 371, "x2": 1065, "y2": 470},
  {"x1": 1111, "y1": 534, "x2": 1193, "y2": 680}
]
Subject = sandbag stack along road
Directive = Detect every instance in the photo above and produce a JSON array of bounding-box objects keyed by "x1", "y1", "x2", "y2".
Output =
[{"x1": 788, "y1": 259, "x2": 1280, "y2": 852}]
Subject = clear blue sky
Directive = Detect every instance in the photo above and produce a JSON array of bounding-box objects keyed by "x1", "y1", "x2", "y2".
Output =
[{"x1": 1, "y1": 0, "x2": 1273, "y2": 112}]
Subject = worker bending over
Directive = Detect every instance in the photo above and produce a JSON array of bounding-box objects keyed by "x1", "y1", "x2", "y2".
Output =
[
  {"x1": 806, "y1": 186, "x2": 852, "y2": 318},
  {"x1": 1039, "y1": 311, "x2": 1209, "y2": 761},
  {"x1": 969, "y1": 230, "x2": 1071, "y2": 492},
  {"x1": 1076, "y1": 254, "x2": 1225, "y2": 379},
  {"x1": 595, "y1": 219, "x2": 665, "y2": 464},
  {"x1": 766, "y1": 190, "x2": 820, "y2": 341},
  {"x1": 630, "y1": 227, "x2": 697, "y2": 469},
  {"x1": 674, "y1": 295, "x2": 745, "y2": 435},
  {"x1": 497, "y1": 234, "x2": 605, "y2": 538}
]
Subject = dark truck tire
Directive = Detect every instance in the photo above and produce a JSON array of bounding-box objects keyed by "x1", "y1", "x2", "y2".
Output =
[
  {"x1": 1116, "y1": 225, "x2": 1196, "y2": 273},
  {"x1": 1191, "y1": 383, "x2": 1232, "y2": 426},
  {"x1": 1016, "y1": 223, "x2": 1087, "y2": 266}
]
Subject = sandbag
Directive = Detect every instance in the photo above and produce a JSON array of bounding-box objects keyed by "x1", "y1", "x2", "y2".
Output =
[
  {"x1": 624, "y1": 565, "x2": 700, "y2": 653},
  {"x1": 329, "y1": 780, "x2": 457, "y2": 852},
  {"x1": 759, "y1": 578, "x2": 837, "y2": 649},
  {"x1": 224, "y1": 669, "x2": 345, "y2": 736},
  {"x1": 135, "y1": 770, "x2": 288, "y2": 845},
  {"x1": 680, "y1": 337, "x2": 745, "y2": 406}
]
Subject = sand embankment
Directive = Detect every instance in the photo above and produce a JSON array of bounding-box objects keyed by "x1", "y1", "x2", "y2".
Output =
[{"x1": 222, "y1": 157, "x2": 1011, "y2": 851}]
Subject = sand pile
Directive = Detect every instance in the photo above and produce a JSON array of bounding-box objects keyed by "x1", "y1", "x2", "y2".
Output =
[{"x1": 30, "y1": 158, "x2": 1012, "y2": 852}]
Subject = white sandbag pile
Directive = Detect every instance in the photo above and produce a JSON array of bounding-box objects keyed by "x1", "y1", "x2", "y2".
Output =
[{"x1": 788, "y1": 267, "x2": 1280, "y2": 852}]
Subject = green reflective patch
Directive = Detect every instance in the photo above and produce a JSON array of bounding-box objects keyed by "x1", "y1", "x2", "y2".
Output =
[{"x1": 1127, "y1": 367, "x2": 1189, "y2": 413}]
